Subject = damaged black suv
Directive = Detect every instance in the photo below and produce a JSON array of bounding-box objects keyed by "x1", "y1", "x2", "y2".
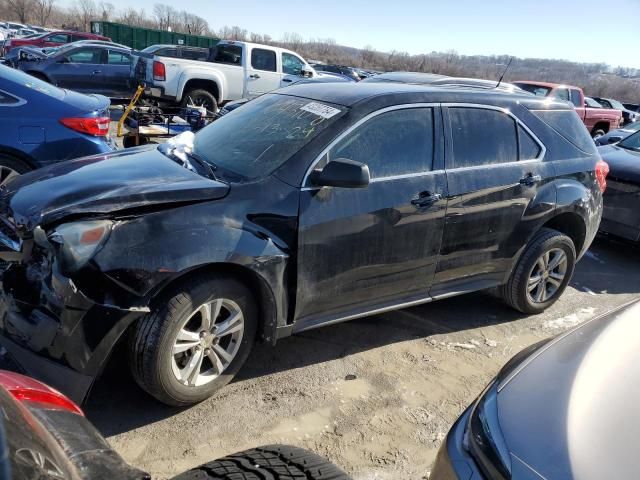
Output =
[{"x1": 0, "y1": 83, "x2": 606, "y2": 406}]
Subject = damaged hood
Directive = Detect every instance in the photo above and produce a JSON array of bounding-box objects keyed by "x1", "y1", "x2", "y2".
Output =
[{"x1": 1, "y1": 146, "x2": 230, "y2": 234}]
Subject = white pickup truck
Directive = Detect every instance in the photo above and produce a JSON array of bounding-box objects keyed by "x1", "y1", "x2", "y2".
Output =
[{"x1": 140, "y1": 40, "x2": 317, "y2": 111}]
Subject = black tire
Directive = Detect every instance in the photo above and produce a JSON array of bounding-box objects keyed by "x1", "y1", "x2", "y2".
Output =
[
  {"x1": 129, "y1": 274, "x2": 257, "y2": 406},
  {"x1": 501, "y1": 228, "x2": 576, "y2": 314},
  {"x1": 181, "y1": 88, "x2": 218, "y2": 112},
  {"x1": 592, "y1": 128, "x2": 606, "y2": 139},
  {"x1": 123, "y1": 136, "x2": 158, "y2": 148},
  {"x1": 26, "y1": 71, "x2": 50, "y2": 83},
  {"x1": 169, "y1": 445, "x2": 352, "y2": 480},
  {"x1": 0, "y1": 154, "x2": 32, "y2": 184}
]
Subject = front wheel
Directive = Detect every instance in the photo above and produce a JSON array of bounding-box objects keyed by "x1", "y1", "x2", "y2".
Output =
[
  {"x1": 502, "y1": 228, "x2": 576, "y2": 314},
  {"x1": 169, "y1": 445, "x2": 352, "y2": 480},
  {"x1": 129, "y1": 274, "x2": 257, "y2": 406},
  {"x1": 0, "y1": 155, "x2": 32, "y2": 187},
  {"x1": 592, "y1": 128, "x2": 606, "y2": 140}
]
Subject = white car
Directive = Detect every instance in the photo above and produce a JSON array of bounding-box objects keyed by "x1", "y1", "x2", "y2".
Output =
[{"x1": 138, "y1": 40, "x2": 317, "y2": 111}]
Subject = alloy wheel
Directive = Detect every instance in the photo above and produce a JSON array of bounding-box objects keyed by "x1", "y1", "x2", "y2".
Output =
[
  {"x1": 0, "y1": 166, "x2": 19, "y2": 188},
  {"x1": 171, "y1": 298, "x2": 244, "y2": 387},
  {"x1": 526, "y1": 248, "x2": 568, "y2": 304}
]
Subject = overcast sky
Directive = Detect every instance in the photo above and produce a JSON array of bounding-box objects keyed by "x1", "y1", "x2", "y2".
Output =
[{"x1": 63, "y1": 0, "x2": 640, "y2": 69}]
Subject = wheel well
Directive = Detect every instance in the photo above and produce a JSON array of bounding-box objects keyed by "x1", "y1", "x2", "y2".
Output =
[
  {"x1": 0, "y1": 147, "x2": 36, "y2": 170},
  {"x1": 591, "y1": 122, "x2": 609, "y2": 134},
  {"x1": 182, "y1": 79, "x2": 220, "y2": 103},
  {"x1": 25, "y1": 71, "x2": 50, "y2": 82},
  {"x1": 541, "y1": 213, "x2": 587, "y2": 254},
  {"x1": 148, "y1": 263, "x2": 278, "y2": 342}
]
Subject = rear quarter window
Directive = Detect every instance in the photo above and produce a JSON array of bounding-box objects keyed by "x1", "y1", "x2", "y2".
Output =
[{"x1": 532, "y1": 109, "x2": 598, "y2": 154}]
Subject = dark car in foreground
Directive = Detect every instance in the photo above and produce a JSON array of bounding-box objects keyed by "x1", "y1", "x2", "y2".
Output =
[
  {"x1": 597, "y1": 130, "x2": 640, "y2": 242},
  {"x1": 594, "y1": 120, "x2": 640, "y2": 146},
  {"x1": 0, "y1": 369, "x2": 348, "y2": 480},
  {"x1": 13, "y1": 42, "x2": 135, "y2": 98},
  {"x1": 0, "y1": 82, "x2": 605, "y2": 406},
  {"x1": 0, "y1": 65, "x2": 115, "y2": 178},
  {"x1": 432, "y1": 299, "x2": 640, "y2": 479}
]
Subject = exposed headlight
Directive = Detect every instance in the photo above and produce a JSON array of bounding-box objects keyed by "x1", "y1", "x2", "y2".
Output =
[
  {"x1": 49, "y1": 220, "x2": 113, "y2": 272},
  {"x1": 466, "y1": 382, "x2": 511, "y2": 479}
]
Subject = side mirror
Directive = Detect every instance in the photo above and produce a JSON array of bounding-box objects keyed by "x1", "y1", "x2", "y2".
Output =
[
  {"x1": 607, "y1": 136, "x2": 623, "y2": 144},
  {"x1": 309, "y1": 158, "x2": 370, "y2": 188},
  {"x1": 301, "y1": 65, "x2": 314, "y2": 78}
]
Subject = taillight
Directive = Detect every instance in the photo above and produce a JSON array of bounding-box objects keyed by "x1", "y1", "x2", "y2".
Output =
[
  {"x1": 153, "y1": 60, "x2": 166, "y2": 81},
  {"x1": 60, "y1": 116, "x2": 110, "y2": 136},
  {"x1": 0, "y1": 371, "x2": 83, "y2": 416},
  {"x1": 596, "y1": 160, "x2": 610, "y2": 193}
]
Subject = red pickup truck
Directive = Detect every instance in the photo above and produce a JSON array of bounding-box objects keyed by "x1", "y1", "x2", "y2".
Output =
[
  {"x1": 513, "y1": 81, "x2": 622, "y2": 138},
  {"x1": 3, "y1": 30, "x2": 110, "y2": 55}
]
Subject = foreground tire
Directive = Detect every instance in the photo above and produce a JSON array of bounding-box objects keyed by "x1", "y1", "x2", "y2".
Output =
[
  {"x1": 0, "y1": 155, "x2": 31, "y2": 187},
  {"x1": 502, "y1": 228, "x2": 576, "y2": 314},
  {"x1": 129, "y1": 274, "x2": 257, "y2": 406},
  {"x1": 592, "y1": 128, "x2": 606, "y2": 139},
  {"x1": 181, "y1": 88, "x2": 218, "y2": 112},
  {"x1": 169, "y1": 445, "x2": 352, "y2": 480}
]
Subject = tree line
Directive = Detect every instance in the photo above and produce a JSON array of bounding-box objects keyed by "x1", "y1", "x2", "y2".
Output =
[{"x1": 1, "y1": 0, "x2": 638, "y2": 102}]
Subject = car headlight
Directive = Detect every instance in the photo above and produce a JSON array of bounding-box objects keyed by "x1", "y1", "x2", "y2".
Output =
[
  {"x1": 49, "y1": 220, "x2": 113, "y2": 272},
  {"x1": 466, "y1": 382, "x2": 511, "y2": 479}
]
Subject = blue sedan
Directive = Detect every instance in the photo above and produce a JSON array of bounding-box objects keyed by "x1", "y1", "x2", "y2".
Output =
[
  {"x1": 0, "y1": 66, "x2": 115, "y2": 179},
  {"x1": 13, "y1": 42, "x2": 135, "y2": 98}
]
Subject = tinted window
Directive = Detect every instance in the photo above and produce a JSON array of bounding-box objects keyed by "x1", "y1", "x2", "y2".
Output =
[
  {"x1": 282, "y1": 52, "x2": 304, "y2": 75},
  {"x1": 212, "y1": 44, "x2": 242, "y2": 65},
  {"x1": 67, "y1": 48, "x2": 102, "y2": 64},
  {"x1": 585, "y1": 97, "x2": 603, "y2": 108},
  {"x1": 182, "y1": 49, "x2": 207, "y2": 61},
  {"x1": 513, "y1": 83, "x2": 551, "y2": 97},
  {"x1": 618, "y1": 131, "x2": 640, "y2": 151},
  {"x1": 193, "y1": 94, "x2": 345, "y2": 181},
  {"x1": 519, "y1": 125, "x2": 541, "y2": 159},
  {"x1": 251, "y1": 48, "x2": 276, "y2": 72},
  {"x1": 108, "y1": 51, "x2": 130, "y2": 65},
  {"x1": 46, "y1": 33, "x2": 69, "y2": 43},
  {"x1": 532, "y1": 109, "x2": 597, "y2": 153},
  {"x1": 570, "y1": 89, "x2": 583, "y2": 107},
  {"x1": 597, "y1": 99, "x2": 612, "y2": 108},
  {"x1": 155, "y1": 48, "x2": 179, "y2": 58},
  {"x1": 329, "y1": 108, "x2": 434, "y2": 178},
  {"x1": 449, "y1": 108, "x2": 518, "y2": 168},
  {"x1": 553, "y1": 88, "x2": 570, "y2": 102}
]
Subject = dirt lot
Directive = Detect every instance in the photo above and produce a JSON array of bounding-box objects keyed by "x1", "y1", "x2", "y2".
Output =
[{"x1": 83, "y1": 236, "x2": 640, "y2": 479}]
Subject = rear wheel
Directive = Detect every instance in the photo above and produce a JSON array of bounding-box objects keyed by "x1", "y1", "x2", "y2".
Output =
[
  {"x1": 181, "y1": 88, "x2": 218, "y2": 112},
  {"x1": 0, "y1": 154, "x2": 32, "y2": 187},
  {"x1": 129, "y1": 274, "x2": 257, "y2": 406},
  {"x1": 502, "y1": 228, "x2": 576, "y2": 314},
  {"x1": 169, "y1": 445, "x2": 351, "y2": 480},
  {"x1": 592, "y1": 128, "x2": 606, "y2": 139}
]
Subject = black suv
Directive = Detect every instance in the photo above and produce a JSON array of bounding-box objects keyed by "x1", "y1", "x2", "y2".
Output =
[{"x1": 0, "y1": 83, "x2": 606, "y2": 406}]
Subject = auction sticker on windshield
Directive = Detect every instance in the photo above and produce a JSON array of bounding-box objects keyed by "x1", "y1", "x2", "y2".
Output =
[{"x1": 300, "y1": 102, "x2": 342, "y2": 119}]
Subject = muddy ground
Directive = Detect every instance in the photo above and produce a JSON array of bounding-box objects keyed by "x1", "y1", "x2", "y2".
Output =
[{"x1": 84, "y1": 236, "x2": 640, "y2": 479}]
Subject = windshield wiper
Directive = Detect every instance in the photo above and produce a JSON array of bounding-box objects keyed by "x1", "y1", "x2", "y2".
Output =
[
  {"x1": 158, "y1": 143, "x2": 218, "y2": 181},
  {"x1": 185, "y1": 150, "x2": 218, "y2": 181}
]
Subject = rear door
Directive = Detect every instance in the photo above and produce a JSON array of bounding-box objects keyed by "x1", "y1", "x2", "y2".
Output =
[
  {"x1": 103, "y1": 49, "x2": 133, "y2": 97},
  {"x1": 246, "y1": 47, "x2": 281, "y2": 97},
  {"x1": 296, "y1": 105, "x2": 447, "y2": 325},
  {"x1": 432, "y1": 105, "x2": 553, "y2": 295}
]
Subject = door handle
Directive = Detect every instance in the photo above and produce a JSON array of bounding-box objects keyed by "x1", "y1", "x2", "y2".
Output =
[
  {"x1": 92, "y1": 70, "x2": 102, "y2": 75},
  {"x1": 411, "y1": 191, "x2": 442, "y2": 208},
  {"x1": 519, "y1": 173, "x2": 542, "y2": 186},
  {"x1": 249, "y1": 74, "x2": 260, "y2": 79},
  {"x1": 282, "y1": 78, "x2": 292, "y2": 83}
]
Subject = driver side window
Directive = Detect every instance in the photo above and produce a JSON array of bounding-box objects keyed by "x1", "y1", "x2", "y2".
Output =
[
  {"x1": 282, "y1": 53, "x2": 304, "y2": 75},
  {"x1": 326, "y1": 108, "x2": 434, "y2": 179}
]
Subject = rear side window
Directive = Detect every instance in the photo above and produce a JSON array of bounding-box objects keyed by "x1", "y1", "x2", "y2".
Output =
[
  {"x1": 570, "y1": 89, "x2": 583, "y2": 107},
  {"x1": 449, "y1": 108, "x2": 518, "y2": 168},
  {"x1": 519, "y1": 125, "x2": 541, "y2": 160},
  {"x1": 107, "y1": 51, "x2": 130, "y2": 65},
  {"x1": 532, "y1": 109, "x2": 597, "y2": 154},
  {"x1": 156, "y1": 48, "x2": 178, "y2": 58},
  {"x1": 212, "y1": 44, "x2": 242, "y2": 65},
  {"x1": 182, "y1": 49, "x2": 207, "y2": 61},
  {"x1": 329, "y1": 108, "x2": 434, "y2": 178},
  {"x1": 251, "y1": 48, "x2": 276, "y2": 72}
]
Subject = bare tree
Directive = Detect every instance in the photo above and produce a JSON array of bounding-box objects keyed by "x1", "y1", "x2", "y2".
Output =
[
  {"x1": 99, "y1": 1, "x2": 114, "y2": 21},
  {"x1": 33, "y1": 0, "x2": 54, "y2": 26},
  {"x1": 74, "y1": 0, "x2": 97, "y2": 31},
  {"x1": 5, "y1": 0, "x2": 34, "y2": 23}
]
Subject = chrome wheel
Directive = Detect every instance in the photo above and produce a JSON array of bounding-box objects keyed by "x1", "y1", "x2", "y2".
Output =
[
  {"x1": 0, "y1": 166, "x2": 19, "y2": 187},
  {"x1": 527, "y1": 248, "x2": 568, "y2": 304},
  {"x1": 171, "y1": 298, "x2": 244, "y2": 387}
]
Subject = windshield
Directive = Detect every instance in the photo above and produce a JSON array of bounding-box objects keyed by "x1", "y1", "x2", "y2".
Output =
[
  {"x1": 618, "y1": 130, "x2": 640, "y2": 151},
  {"x1": 193, "y1": 94, "x2": 346, "y2": 181},
  {"x1": 513, "y1": 83, "x2": 551, "y2": 97},
  {"x1": 623, "y1": 121, "x2": 640, "y2": 132}
]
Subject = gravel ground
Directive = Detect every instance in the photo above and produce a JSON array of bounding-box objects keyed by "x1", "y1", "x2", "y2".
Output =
[{"x1": 84, "y1": 236, "x2": 640, "y2": 479}]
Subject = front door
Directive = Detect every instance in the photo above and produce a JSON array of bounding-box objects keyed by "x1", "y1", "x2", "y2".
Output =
[
  {"x1": 296, "y1": 106, "x2": 447, "y2": 326},
  {"x1": 246, "y1": 47, "x2": 281, "y2": 97},
  {"x1": 103, "y1": 49, "x2": 133, "y2": 97},
  {"x1": 432, "y1": 105, "x2": 554, "y2": 295},
  {"x1": 49, "y1": 46, "x2": 105, "y2": 94}
]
